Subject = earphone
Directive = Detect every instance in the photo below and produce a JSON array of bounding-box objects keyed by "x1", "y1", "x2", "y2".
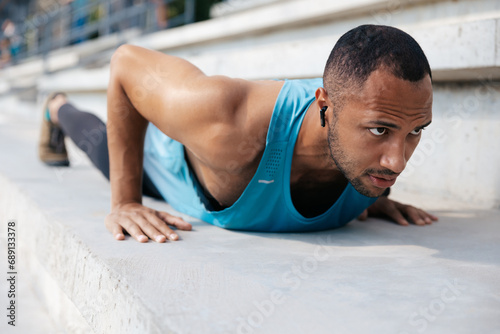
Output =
[{"x1": 320, "y1": 106, "x2": 328, "y2": 127}]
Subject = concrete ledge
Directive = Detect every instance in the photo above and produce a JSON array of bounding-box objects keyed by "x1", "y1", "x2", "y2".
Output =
[
  {"x1": 37, "y1": 67, "x2": 110, "y2": 93},
  {"x1": 35, "y1": 17, "x2": 500, "y2": 96},
  {"x1": 34, "y1": 0, "x2": 500, "y2": 95},
  {"x1": 0, "y1": 29, "x2": 140, "y2": 93},
  {"x1": 132, "y1": 0, "x2": 416, "y2": 50},
  {"x1": 1, "y1": 111, "x2": 499, "y2": 333},
  {"x1": 130, "y1": 0, "x2": 500, "y2": 81},
  {"x1": 0, "y1": 173, "x2": 93, "y2": 334}
]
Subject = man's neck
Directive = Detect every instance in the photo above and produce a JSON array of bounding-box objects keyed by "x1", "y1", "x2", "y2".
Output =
[
  {"x1": 292, "y1": 101, "x2": 339, "y2": 178},
  {"x1": 290, "y1": 101, "x2": 349, "y2": 217}
]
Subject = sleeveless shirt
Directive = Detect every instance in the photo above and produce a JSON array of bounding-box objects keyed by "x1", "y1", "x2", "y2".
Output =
[{"x1": 143, "y1": 78, "x2": 377, "y2": 232}]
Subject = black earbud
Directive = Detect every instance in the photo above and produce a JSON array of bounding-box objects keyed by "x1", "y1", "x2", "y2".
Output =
[{"x1": 320, "y1": 106, "x2": 328, "y2": 127}]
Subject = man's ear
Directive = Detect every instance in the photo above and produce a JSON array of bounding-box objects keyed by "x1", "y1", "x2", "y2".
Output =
[
  {"x1": 315, "y1": 87, "x2": 333, "y2": 128},
  {"x1": 315, "y1": 87, "x2": 330, "y2": 109}
]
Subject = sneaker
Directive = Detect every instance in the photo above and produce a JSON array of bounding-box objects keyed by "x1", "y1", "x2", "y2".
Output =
[{"x1": 38, "y1": 92, "x2": 70, "y2": 166}]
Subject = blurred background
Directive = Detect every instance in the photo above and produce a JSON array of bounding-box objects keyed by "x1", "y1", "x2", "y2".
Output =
[{"x1": 0, "y1": 0, "x2": 221, "y2": 66}]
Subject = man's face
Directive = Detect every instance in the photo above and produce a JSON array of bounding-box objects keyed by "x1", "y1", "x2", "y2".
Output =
[{"x1": 327, "y1": 69, "x2": 433, "y2": 197}]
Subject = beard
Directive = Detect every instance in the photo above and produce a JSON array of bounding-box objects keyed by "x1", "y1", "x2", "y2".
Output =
[{"x1": 327, "y1": 120, "x2": 391, "y2": 198}]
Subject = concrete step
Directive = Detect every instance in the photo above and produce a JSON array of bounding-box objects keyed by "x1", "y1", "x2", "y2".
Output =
[
  {"x1": 4, "y1": 0, "x2": 497, "y2": 100},
  {"x1": 0, "y1": 240, "x2": 61, "y2": 333},
  {"x1": 0, "y1": 111, "x2": 499, "y2": 333}
]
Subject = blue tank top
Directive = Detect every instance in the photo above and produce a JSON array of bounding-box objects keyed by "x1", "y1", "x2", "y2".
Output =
[{"x1": 143, "y1": 78, "x2": 377, "y2": 232}]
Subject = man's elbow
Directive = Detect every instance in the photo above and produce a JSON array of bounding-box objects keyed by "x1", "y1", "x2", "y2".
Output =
[{"x1": 110, "y1": 44, "x2": 135, "y2": 75}]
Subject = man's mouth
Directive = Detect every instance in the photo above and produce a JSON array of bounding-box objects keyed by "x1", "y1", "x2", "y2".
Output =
[{"x1": 368, "y1": 174, "x2": 398, "y2": 188}]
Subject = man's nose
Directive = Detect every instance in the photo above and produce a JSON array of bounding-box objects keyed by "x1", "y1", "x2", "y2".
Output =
[{"x1": 380, "y1": 141, "x2": 407, "y2": 174}]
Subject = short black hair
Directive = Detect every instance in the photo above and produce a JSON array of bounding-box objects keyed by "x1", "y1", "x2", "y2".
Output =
[{"x1": 323, "y1": 24, "x2": 432, "y2": 111}]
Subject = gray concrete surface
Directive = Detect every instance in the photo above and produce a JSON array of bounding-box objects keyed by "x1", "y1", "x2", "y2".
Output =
[
  {"x1": 0, "y1": 114, "x2": 499, "y2": 334},
  {"x1": 0, "y1": 241, "x2": 61, "y2": 334}
]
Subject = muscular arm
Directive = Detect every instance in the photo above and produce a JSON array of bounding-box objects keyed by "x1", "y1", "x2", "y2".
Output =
[
  {"x1": 106, "y1": 46, "x2": 225, "y2": 242},
  {"x1": 106, "y1": 55, "x2": 147, "y2": 211},
  {"x1": 105, "y1": 45, "x2": 241, "y2": 242}
]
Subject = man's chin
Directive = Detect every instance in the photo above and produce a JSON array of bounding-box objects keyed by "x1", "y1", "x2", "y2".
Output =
[
  {"x1": 359, "y1": 188, "x2": 386, "y2": 198},
  {"x1": 350, "y1": 178, "x2": 388, "y2": 198}
]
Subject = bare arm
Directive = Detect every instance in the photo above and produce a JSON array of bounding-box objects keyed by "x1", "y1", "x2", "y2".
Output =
[{"x1": 105, "y1": 45, "x2": 250, "y2": 242}]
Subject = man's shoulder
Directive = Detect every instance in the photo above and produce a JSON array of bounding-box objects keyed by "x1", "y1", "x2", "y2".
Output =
[
  {"x1": 178, "y1": 79, "x2": 284, "y2": 168},
  {"x1": 282, "y1": 77, "x2": 323, "y2": 93}
]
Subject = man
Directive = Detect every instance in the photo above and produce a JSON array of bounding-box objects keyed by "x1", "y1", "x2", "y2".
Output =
[{"x1": 105, "y1": 24, "x2": 438, "y2": 243}]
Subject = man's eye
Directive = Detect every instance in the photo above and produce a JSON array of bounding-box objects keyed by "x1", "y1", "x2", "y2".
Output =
[
  {"x1": 410, "y1": 128, "x2": 423, "y2": 135},
  {"x1": 369, "y1": 127, "x2": 387, "y2": 136}
]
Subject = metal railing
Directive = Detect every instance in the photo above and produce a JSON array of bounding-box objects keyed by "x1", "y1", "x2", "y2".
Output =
[{"x1": 1, "y1": 0, "x2": 196, "y2": 65}]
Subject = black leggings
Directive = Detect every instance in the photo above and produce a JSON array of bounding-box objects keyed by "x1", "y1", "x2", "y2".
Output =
[{"x1": 57, "y1": 103, "x2": 163, "y2": 199}]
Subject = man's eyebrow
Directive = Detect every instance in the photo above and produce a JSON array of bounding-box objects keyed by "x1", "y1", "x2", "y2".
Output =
[
  {"x1": 367, "y1": 120, "x2": 432, "y2": 130},
  {"x1": 368, "y1": 120, "x2": 401, "y2": 130},
  {"x1": 416, "y1": 120, "x2": 432, "y2": 129}
]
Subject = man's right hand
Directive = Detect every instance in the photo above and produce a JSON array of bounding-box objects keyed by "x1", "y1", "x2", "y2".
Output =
[{"x1": 105, "y1": 203, "x2": 192, "y2": 243}]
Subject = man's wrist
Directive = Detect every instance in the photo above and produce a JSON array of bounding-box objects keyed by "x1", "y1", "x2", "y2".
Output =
[{"x1": 111, "y1": 198, "x2": 142, "y2": 210}]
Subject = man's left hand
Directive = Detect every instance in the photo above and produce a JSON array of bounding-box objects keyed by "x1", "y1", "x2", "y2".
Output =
[{"x1": 358, "y1": 196, "x2": 438, "y2": 226}]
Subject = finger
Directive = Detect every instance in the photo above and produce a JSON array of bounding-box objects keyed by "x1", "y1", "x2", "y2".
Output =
[
  {"x1": 105, "y1": 215, "x2": 125, "y2": 241},
  {"x1": 405, "y1": 206, "x2": 426, "y2": 226},
  {"x1": 156, "y1": 211, "x2": 192, "y2": 231},
  {"x1": 119, "y1": 216, "x2": 150, "y2": 243},
  {"x1": 143, "y1": 212, "x2": 180, "y2": 242},
  {"x1": 420, "y1": 210, "x2": 434, "y2": 225},
  {"x1": 386, "y1": 205, "x2": 410, "y2": 226},
  {"x1": 357, "y1": 209, "x2": 368, "y2": 221},
  {"x1": 154, "y1": 212, "x2": 190, "y2": 241},
  {"x1": 426, "y1": 212, "x2": 439, "y2": 222},
  {"x1": 408, "y1": 206, "x2": 437, "y2": 226},
  {"x1": 396, "y1": 201, "x2": 438, "y2": 223},
  {"x1": 130, "y1": 214, "x2": 169, "y2": 243}
]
